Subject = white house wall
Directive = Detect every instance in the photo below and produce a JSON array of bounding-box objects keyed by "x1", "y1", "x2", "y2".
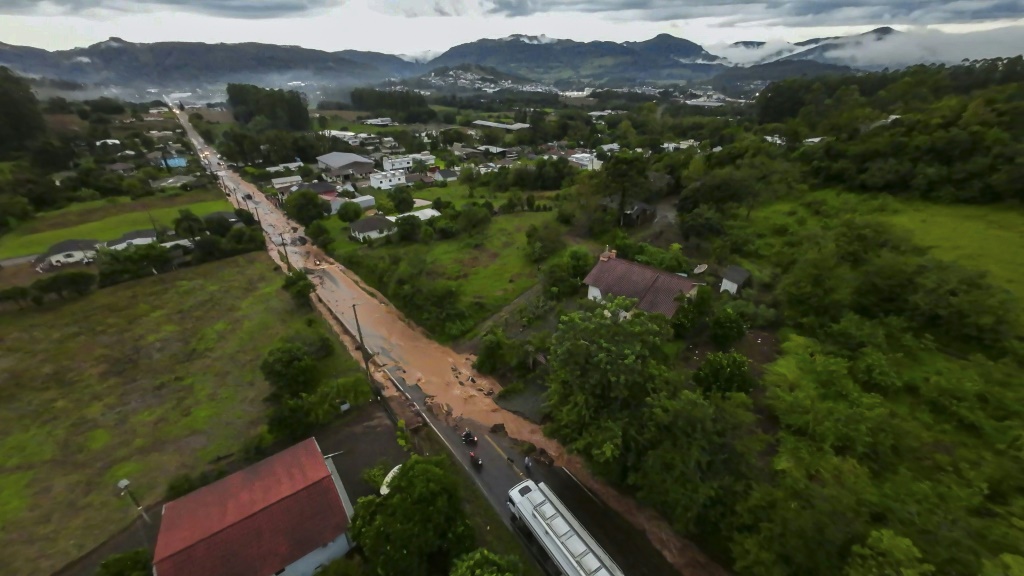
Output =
[
  {"x1": 48, "y1": 250, "x2": 96, "y2": 266},
  {"x1": 587, "y1": 286, "x2": 602, "y2": 301},
  {"x1": 720, "y1": 279, "x2": 739, "y2": 295},
  {"x1": 326, "y1": 198, "x2": 344, "y2": 215},
  {"x1": 107, "y1": 238, "x2": 158, "y2": 251},
  {"x1": 276, "y1": 533, "x2": 352, "y2": 576},
  {"x1": 353, "y1": 229, "x2": 395, "y2": 242}
]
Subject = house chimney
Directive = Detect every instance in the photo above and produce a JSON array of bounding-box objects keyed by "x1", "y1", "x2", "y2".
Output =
[
  {"x1": 610, "y1": 250, "x2": 617, "y2": 259},
  {"x1": 599, "y1": 245, "x2": 612, "y2": 262}
]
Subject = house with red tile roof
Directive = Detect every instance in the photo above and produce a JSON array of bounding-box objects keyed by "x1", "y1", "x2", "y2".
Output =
[
  {"x1": 153, "y1": 438, "x2": 355, "y2": 576},
  {"x1": 583, "y1": 250, "x2": 703, "y2": 317}
]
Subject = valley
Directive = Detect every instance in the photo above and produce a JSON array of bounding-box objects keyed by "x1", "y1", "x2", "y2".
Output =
[{"x1": 1, "y1": 19, "x2": 1023, "y2": 576}]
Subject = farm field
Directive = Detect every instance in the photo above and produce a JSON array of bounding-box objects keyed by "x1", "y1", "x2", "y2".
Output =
[
  {"x1": 0, "y1": 196, "x2": 232, "y2": 259},
  {"x1": 0, "y1": 253, "x2": 359, "y2": 575}
]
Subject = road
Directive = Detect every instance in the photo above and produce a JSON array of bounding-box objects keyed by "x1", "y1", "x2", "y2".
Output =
[
  {"x1": 0, "y1": 254, "x2": 38, "y2": 267},
  {"x1": 171, "y1": 106, "x2": 717, "y2": 576}
]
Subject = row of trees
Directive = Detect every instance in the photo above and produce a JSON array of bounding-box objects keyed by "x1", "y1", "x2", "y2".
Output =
[
  {"x1": 0, "y1": 270, "x2": 97, "y2": 308},
  {"x1": 755, "y1": 58, "x2": 1024, "y2": 203},
  {"x1": 350, "y1": 88, "x2": 437, "y2": 124},
  {"x1": 226, "y1": 83, "x2": 310, "y2": 131}
]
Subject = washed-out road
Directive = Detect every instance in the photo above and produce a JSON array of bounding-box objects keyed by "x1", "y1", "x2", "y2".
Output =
[{"x1": 172, "y1": 106, "x2": 726, "y2": 576}]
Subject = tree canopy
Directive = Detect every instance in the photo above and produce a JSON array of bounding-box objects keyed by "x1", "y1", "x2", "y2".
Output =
[{"x1": 351, "y1": 456, "x2": 473, "y2": 576}]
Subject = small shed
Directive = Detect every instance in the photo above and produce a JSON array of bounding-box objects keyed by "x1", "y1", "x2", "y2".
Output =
[{"x1": 720, "y1": 265, "x2": 751, "y2": 295}]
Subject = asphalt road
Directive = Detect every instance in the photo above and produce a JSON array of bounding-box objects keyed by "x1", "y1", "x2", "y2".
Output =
[{"x1": 171, "y1": 110, "x2": 679, "y2": 576}]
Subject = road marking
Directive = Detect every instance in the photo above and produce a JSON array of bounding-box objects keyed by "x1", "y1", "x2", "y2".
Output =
[
  {"x1": 561, "y1": 467, "x2": 601, "y2": 504},
  {"x1": 485, "y1": 434, "x2": 525, "y2": 479}
]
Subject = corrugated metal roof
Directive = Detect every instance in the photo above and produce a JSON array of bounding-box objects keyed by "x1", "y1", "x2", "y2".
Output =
[{"x1": 153, "y1": 438, "x2": 348, "y2": 576}]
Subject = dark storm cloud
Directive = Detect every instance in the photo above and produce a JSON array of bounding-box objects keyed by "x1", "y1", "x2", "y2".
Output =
[
  {"x1": 484, "y1": 0, "x2": 1024, "y2": 25},
  {"x1": 0, "y1": 0, "x2": 343, "y2": 18}
]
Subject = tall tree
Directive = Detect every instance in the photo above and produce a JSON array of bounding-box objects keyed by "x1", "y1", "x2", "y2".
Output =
[
  {"x1": 0, "y1": 67, "x2": 46, "y2": 159},
  {"x1": 173, "y1": 209, "x2": 206, "y2": 241},
  {"x1": 283, "y1": 190, "x2": 330, "y2": 227},
  {"x1": 545, "y1": 297, "x2": 675, "y2": 480},
  {"x1": 351, "y1": 456, "x2": 473, "y2": 576}
]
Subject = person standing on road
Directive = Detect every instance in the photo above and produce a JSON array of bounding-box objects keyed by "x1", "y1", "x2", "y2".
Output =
[{"x1": 524, "y1": 456, "x2": 532, "y2": 475}]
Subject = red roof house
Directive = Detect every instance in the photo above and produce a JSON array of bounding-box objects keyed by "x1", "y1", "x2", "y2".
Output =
[
  {"x1": 153, "y1": 438, "x2": 354, "y2": 576},
  {"x1": 583, "y1": 251, "x2": 702, "y2": 317}
]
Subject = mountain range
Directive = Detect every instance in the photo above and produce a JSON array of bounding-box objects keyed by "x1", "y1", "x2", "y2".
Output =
[{"x1": 0, "y1": 27, "x2": 942, "y2": 91}]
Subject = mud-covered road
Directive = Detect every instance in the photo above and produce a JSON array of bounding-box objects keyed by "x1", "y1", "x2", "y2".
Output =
[{"x1": 175, "y1": 109, "x2": 728, "y2": 576}]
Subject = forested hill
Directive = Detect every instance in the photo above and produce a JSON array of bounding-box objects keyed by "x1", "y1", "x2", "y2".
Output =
[{"x1": 756, "y1": 56, "x2": 1024, "y2": 204}]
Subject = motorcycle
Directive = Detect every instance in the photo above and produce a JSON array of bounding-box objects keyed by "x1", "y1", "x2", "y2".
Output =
[
  {"x1": 469, "y1": 451, "x2": 483, "y2": 469},
  {"x1": 461, "y1": 429, "x2": 478, "y2": 445}
]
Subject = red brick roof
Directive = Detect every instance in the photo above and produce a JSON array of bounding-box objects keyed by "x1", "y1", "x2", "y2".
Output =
[
  {"x1": 154, "y1": 438, "x2": 348, "y2": 576},
  {"x1": 583, "y1": 257, "x2": 699, "y2": 317}
]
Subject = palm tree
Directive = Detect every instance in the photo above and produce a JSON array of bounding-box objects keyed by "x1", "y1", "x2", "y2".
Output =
[{"x1": 173, "y1": 209, "x2": 205, "y2": 242}]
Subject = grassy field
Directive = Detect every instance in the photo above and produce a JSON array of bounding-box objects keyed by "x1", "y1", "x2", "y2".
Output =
[
  {"x1": 743, "y1": 189, "x2": 1024, "y2": 331},
  {"x1": 0, "y1": 196, "x2": 232, "y2": 259},
  {"x1": 331, "y1": 204, "x2": 562, "y2": 330},
  {"x1": 881, "y1": 201, "x2": 1024, "y2": 303},
  {"x1": 0, "y1": 253, "x2": 360, "y2": 575},
  {"x1": 15, "y1": 190, "x2": 227, "y2": 236}
]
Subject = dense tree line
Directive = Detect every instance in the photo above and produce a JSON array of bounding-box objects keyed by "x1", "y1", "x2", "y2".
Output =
[
  {"x1": 217, "y1": 127, "x2": 342, "y2": 166},
  {"x1": 0, "y1": 67, "x2": 47, "y2": 160},
  {"x1": 476, "y1": 157, "x2": 577, "y2": 193},
  {"x1": 350, "y1": 88, "x2": 436, "y2": 124},
  {"x1": 757, "y1": 58, "x2": 1024, "y2": 203},
  {"x1": 227, "y1": 83, "x2": 310, "y2": 131}
]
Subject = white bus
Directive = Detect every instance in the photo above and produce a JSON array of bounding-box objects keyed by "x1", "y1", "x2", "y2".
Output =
[{"x1": 507, "y1": 480, "x2": 625, "y2": 576}]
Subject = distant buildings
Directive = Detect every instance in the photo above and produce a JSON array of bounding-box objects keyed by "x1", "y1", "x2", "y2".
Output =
[
  {"x1": 317, "y1": 152, "x2": 375, "y2": 182},
  {"x1": 472, "y1": 120, "x2": 531, "y2": 131}
]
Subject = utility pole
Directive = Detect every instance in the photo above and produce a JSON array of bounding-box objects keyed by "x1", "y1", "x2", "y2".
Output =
[
  {"x1": 351, "y1": 304, "x2": 378, "y2": 398},
  {"x1": 117, "y1": 479, "x2": 150, "y2": 523},
  {"x1": 281, "y1": 235, "x2": 291, "y2": 270}
]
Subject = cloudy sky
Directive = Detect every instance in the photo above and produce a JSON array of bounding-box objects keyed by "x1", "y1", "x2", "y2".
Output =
[{"x1": 0, "y1": 0, "x2": 1022, "y2": 57}]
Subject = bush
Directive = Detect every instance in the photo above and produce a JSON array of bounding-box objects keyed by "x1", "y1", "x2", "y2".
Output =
[
  {"x1": 281, "y1": 270, "x2": 314, "y2": 307},
  {"x1": 361, "y1": 461, "x2": 392, "y2": 490},
  {"x1": 96, "y1": 549, "x2": 151, "y2": 576},
  {"x1": 497, "y1": 381, "x2": 526, "y2": 398},
  {"x1": 337, "y1": 201, "x2": 363, "y2": 223}
]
